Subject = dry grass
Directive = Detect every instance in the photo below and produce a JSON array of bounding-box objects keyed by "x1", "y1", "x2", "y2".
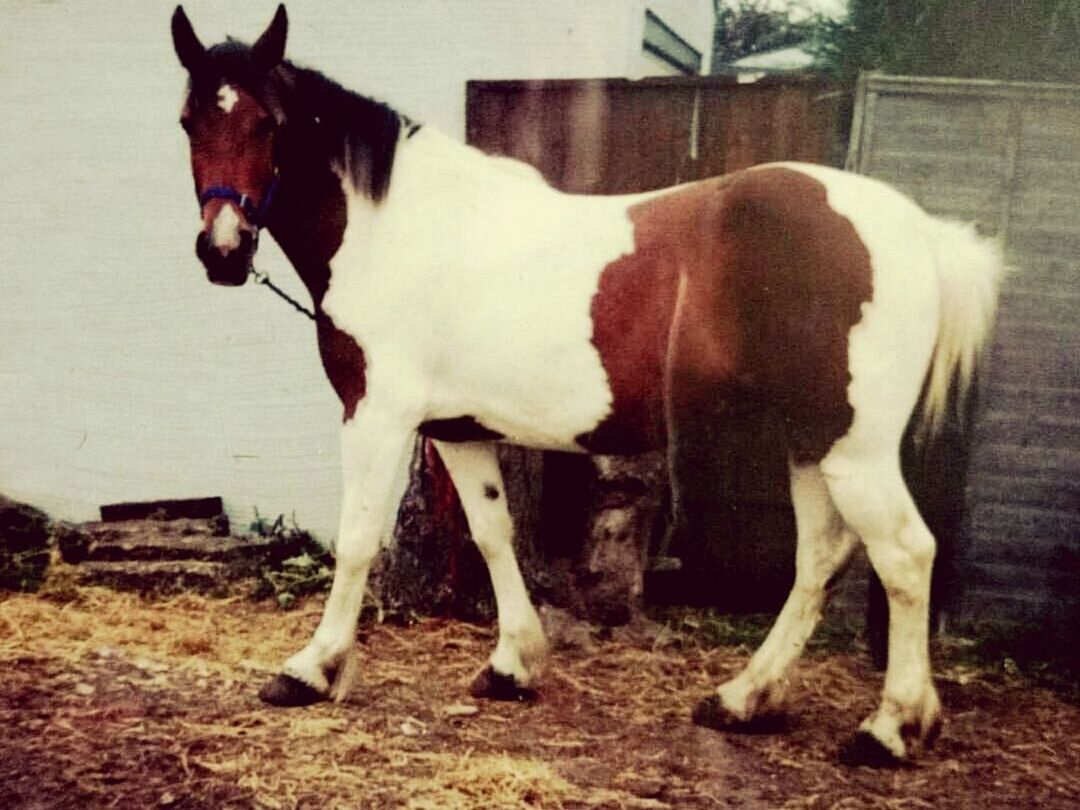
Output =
[{"x1": 2, "y1": 582, "x2": 1079, "y2": 809}]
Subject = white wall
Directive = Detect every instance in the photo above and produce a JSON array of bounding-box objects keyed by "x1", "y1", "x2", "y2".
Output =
[{"x1": 0, "y1": 0, "x2": 713, "y2": 539}]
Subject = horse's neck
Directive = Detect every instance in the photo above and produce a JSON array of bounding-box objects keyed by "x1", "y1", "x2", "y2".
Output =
[
  {"x1": 265, "y1": 158, "x2": 346, "y2": 306},
  {"x1": 267, "y1": 125, "x2": 555, "y2": 304}
]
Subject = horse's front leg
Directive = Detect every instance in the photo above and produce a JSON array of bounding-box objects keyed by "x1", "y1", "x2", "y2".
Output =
[
  {"x1": 260, "y1": 408, "x2": 418, "y2": 706},
  {"x1": 432, "y1": 440, "x2": 547, "y2": 700}
]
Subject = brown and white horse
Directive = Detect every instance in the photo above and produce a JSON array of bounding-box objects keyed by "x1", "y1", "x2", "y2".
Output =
[{"x1": 171, "y1": 5, "x2": 1003, "y2": 764}]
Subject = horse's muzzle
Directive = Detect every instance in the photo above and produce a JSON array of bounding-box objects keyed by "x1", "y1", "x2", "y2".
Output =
[{"x1": 195, "y1": 230, "x2": 256, "y2": 286}]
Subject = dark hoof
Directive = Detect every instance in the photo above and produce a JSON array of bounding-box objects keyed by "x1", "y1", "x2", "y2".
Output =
[
  {"x1": 691, "y1": 695, "x2": 788, "y2": 734},
  {"x1": 258, "y1": 673, "x2": 328, "y2": 707},
  {"x1": 902, "y1": 716, "x2": 943, "y2": 751},
  {"x1": 469, "y1": 666, "x2": 537, "y2": 702},
  {"x1": 923, "y1": 716, "x2": 943, "y2": 749},
  {"x1": 838, "y1": 730, "x2": 909, "y2": 768}
]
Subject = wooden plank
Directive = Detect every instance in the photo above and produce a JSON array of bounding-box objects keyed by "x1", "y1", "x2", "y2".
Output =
[
  {"x1": 844, "y1": 72, "x2": 872, "y2": 171},
  {"x1": 868, "y1": 99, "x2": 1010, "y2": 157},
  {"x1": 606, "y1": 82, "x2": 696, "y2": 191},
  {"x1": 957, "y1": 582, "x2": 1077, "y2": 624},
  {"x1": 861, "y1": 73, "x2": 1080, "y2": 103},
  {"x1": 997, "y1": 103, "x2": 1023, "y2": 237},
  {"x1": 867, "y1": 152, "x2": 1007, "y2": 187},
  {"x1": 1007, "y1": 229, "x2": 1080, "y2": 261},
  {"x1": 967, "y1": 441, "x2": 1080, "y2": 480},
  {"x1": 965, "y1": 470, "x2": 1078, "y2": 512},
  {"x1": 982, "y1": 333, "x2": 1080, "y2": 390},
  {"x1": 1019, "y1": 101, "x2": 1080, "y2": 142},
  {"x1": 99, "y1": 496, "x2": 224, "y2": 523},
  {"x1": 996, "y1": 285, "x2": 1080, "y2": 317},
  {"x1": 980, "y1": 383, "x2": 1080, "y2": 416},
  {"x1": 966, "y1": 502, "x2": 1080, "y2": 550},
  {"x1": 1009, "y1": 202, "x2": 1080, "y2": 242}
]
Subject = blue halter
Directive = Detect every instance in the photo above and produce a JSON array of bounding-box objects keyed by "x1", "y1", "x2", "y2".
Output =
[{"x1": 198, "y1": 176, "x2": 278, "y2": 226}]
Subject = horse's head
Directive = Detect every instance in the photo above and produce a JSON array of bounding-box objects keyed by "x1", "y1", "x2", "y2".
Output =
[{"x1": 172, "y1": 5, "x2": 287, "y2": 286}]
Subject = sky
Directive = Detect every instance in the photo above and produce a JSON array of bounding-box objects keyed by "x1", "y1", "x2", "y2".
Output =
[{"x1": 731, "y1": 0, "x2": 847, "y2": 21}]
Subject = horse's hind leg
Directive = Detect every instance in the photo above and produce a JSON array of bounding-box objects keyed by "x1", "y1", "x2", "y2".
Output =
[
  {"x1": 822, "y1": 455, "x2": 941, "y2": 764},
  {"x1": 694, "y1": 461, "x2": 857, "y2": 729},
  {"x1": 433, "y1": 440, "x2": 547, "y2": 700}
]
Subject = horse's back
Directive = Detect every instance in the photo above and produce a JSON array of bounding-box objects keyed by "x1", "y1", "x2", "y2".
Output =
[{"x1": 336, "y1": 146, "x2": 942, "y2": 460}]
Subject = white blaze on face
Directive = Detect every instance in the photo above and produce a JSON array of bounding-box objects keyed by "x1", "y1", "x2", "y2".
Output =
[
  {"x1": 217, "y1": 84, "x2": 239, "y2": 114},
  {"x1": 210, "y1": 203, "x2": 242, "y2": 253}
]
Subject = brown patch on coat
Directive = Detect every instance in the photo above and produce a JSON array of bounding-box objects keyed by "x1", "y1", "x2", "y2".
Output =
[
  {"x1": 316, "y1": 314, "x2": 366, "y2": 422},
  {"x1": 578, "y1": 167, "x2": 873, "y2": 463},
  {"x1": 574, "y1": 226, "x2": 682, "y2": 453}
]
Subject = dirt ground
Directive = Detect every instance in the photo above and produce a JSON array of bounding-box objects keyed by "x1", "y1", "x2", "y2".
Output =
[{"x1": 1, "y1": 586, "x2": 1078, "y2": 810}]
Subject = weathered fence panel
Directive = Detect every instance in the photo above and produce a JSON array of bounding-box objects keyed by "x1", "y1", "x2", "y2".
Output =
[{"x1": 848, "y1": 74, "x2": 1080, "y2": 633}]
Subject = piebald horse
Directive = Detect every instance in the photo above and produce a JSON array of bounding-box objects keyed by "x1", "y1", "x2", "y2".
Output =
[{"x1": 171, "y1": 6, "x2": 1002, "y2": 765}]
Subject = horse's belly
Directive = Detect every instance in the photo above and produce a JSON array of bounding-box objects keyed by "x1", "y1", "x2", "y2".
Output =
[{"x1": 422, "y1": 334, "x2": 621, "y2": 452}]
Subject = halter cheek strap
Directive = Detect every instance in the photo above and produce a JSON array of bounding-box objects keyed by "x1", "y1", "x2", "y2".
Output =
[{"x1": 198, "y1": 176, "x2": 278, "y2": 227}]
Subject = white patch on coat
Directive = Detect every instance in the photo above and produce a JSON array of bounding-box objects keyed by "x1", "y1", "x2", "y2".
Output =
[
  {"x1": 217, "y1": 84, "x2": 239, "y2": 114},
  {"x1": 210, "y1": 203, "x2": 242, "y2": 252},
  {"x1": 322, "y1": 128, "x2": 662, "y2": 451}
]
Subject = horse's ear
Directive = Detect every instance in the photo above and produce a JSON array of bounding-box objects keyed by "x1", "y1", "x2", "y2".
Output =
[
  {"x1": 251, "y1": 4, "x2": 288, "y2": 73},
  {"x1": 171, "y1": 6, "x2": 206, "y2": 74}
]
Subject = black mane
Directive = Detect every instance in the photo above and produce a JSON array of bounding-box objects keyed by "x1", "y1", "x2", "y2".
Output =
[
  {"x1": 276, "y1": 62, "x2": 403, "y2": 202},
  {"x1": 195, "y1": 39, "x2": 407, "y2": 201}
]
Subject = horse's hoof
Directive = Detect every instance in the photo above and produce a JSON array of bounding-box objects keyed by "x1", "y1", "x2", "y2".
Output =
[
  {"x1": 692, "y1": 694, "x2": 735, "y2": 729},
  {"x1": 469, "y1": 666, "x2": 537, "y2": 702},
  {"x1": 921, "y1": 716, "x2": 943, "y2": 749},
  {"x1": 692, "y1": 694, "x2": 789, "y2": 734},
  {"x1": 838, "y1": 730, "x2": 910, "y2": 768},
  {"x1": 258, "y1": 673, "x2": 328, "y2": 707}
]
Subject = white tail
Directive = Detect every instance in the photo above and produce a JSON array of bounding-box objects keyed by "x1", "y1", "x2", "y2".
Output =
[{"x1": 916, "y1": 218, "x2": 1005, "y2": 443}]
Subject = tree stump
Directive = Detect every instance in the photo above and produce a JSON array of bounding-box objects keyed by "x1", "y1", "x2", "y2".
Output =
[
  {"x1": 569, "y1": 455, "x2": 668, "y2": 624},
  {"x1": 374, "y1": 443, "x2": 667, "y2": 628}
]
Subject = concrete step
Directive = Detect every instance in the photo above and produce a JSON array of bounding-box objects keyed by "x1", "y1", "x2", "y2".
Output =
[
  {"x1": 73, "y1": 559, "x2": 250, "y2": 594},
  {"x1": 56, "y1": 518, "x2": 290, "y2": 566}
]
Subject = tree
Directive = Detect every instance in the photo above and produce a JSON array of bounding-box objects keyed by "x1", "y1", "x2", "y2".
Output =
[
  {"x1": 712, "y1": 1, "x2": 816, "y2": 68},
  {"x1": 809, "y1": 0, "x2": 1080, "y2": 84}
]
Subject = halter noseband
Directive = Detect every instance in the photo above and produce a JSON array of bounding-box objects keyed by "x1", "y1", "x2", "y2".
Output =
[{"x1": 198, "y1": 177, "x2": 278, "y2": 227}]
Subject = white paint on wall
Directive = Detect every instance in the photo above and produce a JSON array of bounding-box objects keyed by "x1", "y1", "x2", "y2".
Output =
[{"x1": 0, "y1": 0, "x2": 713, "y2": 539}]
